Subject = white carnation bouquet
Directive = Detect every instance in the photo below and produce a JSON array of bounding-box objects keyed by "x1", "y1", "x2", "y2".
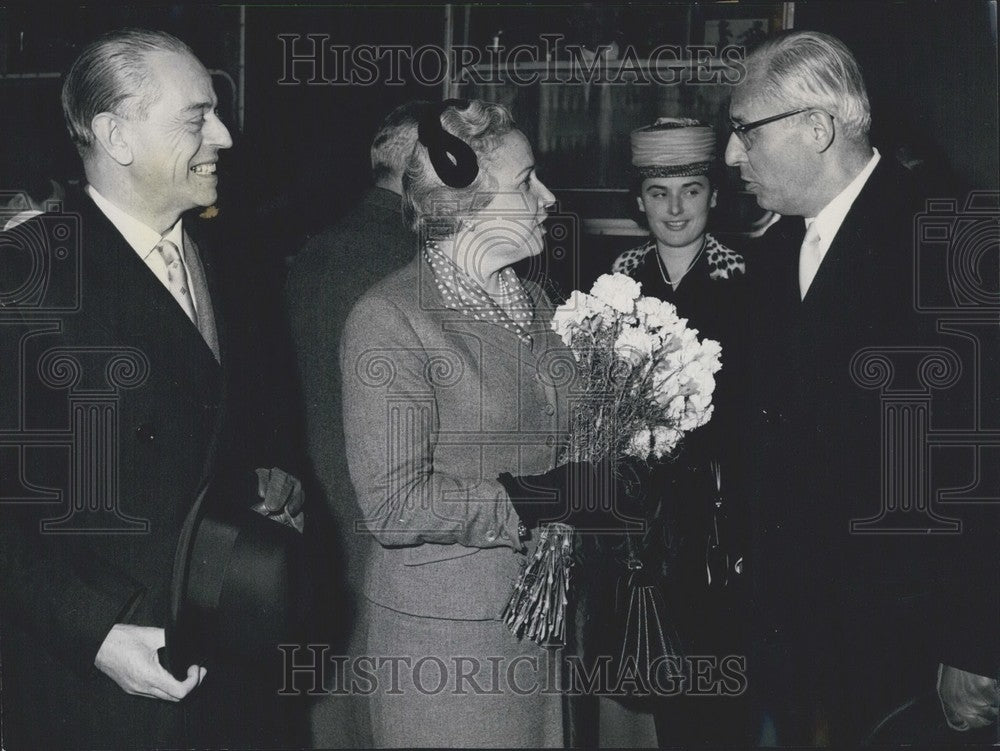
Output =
[{"x1": 503, "y1": 273, "x2": 722, "y2": 646}]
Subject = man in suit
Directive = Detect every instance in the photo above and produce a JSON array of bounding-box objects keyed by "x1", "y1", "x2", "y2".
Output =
[
  {"x1": 285, "y1": 99, "x2": 426, "y2": 748},
  {"x1": 0, "y1": 29, "x2": 304, "y2": 749},
  {"x1": 725, "y1": 30, "x2": 998, "y2": 744}
]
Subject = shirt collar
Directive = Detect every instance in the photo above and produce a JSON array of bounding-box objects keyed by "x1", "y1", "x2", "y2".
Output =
[
  {"x1": 806, "y1": 147, "x2": 881, "y2": 245},
  {"x1": 85, "y1": 184, "x2": 184, "y2": 259}
]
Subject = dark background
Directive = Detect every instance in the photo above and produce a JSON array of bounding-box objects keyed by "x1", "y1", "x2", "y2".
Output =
[
  {"x1": 1, "y1": 1, "x2": 997, "y2": 264},
  {"x1": 0, "y1": 3, "x2": 996, "y2": 745}
]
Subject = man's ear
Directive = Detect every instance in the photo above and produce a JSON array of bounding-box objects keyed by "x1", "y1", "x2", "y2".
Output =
[
  {"x1": 90, "y1": 113, "x2": 134, "y2": 166},
  {"x1": 636, "y1": 195, "x2": 646, "y2": 215},
  {"x1": 710, "y1": 188, "x2": 718, "y2": 209},
  {"x1": 807, "y1": 110, "x2": 836, "y2": 153}
]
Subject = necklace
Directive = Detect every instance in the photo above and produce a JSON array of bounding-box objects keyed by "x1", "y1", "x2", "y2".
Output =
[{"x1": 655, "y1": 236, "x2": 707, "y2": 291}]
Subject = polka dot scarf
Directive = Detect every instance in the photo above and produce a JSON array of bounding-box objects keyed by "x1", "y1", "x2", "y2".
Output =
[{"x1": 424, "y1": 241, "x2": 534, "y2": 344}]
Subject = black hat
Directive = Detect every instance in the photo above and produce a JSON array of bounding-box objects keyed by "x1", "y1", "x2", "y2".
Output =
[{"x1": 159, "y1": 475, "x2": 307, "y2": 680}]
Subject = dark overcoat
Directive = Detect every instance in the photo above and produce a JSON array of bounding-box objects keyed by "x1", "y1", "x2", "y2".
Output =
[
  {"x1": 0, "y1": 189, "x2": 304, "y2": 749},
  {"x1": 741, "y1": 160, "x2": 999, "y2": 744}
]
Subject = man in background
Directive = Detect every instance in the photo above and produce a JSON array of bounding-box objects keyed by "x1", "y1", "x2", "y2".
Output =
[{"x1": 285, "y1": 99, "x2": 428, "y2": 748}]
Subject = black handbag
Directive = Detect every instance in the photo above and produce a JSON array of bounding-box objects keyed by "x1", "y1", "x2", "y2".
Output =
[
  {"x1": 606, "y1": 531, "x2": 687, "y2": 707},
  {"x1": 584, "y1": 457, "x2": 744, "y2": 708},
  {"x1": 572, "y1": 463, "x2": 687, "y2": 709}
]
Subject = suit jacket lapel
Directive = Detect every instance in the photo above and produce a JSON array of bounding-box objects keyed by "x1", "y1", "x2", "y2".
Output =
[
  {"x1": 758, "y1": 215, "x2": 805, "y2": 315},
  {"x1": 750, "y1": 215, "x2": 808, "y2": 411},
  {"x1": 74, "y1": 190, "x2": 222, "y2": 396},
  {"x1": 800, "y1": 160, "x2": 889, "y2": 315}
]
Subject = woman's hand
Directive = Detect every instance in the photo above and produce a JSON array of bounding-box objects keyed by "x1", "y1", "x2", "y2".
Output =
[{"x1": 498, "y1": 460, "x2": 645, "y2": 531}]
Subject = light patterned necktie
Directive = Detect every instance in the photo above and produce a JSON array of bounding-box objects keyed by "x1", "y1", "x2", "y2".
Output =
[
  {"x1": 798, "y1": 219, "x2": 823, "y2": 300},
  {"x1": 155, "y1": 239, "x2": 199, "y2": 324}
]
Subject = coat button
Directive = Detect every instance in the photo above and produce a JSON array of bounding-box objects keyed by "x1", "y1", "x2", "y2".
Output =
[
  {"x1": 544, "y1": 404, "x2": 555, "y2": 416},
  {"x1": 545, "y1": 435, "x2": 555, "y2": 446},
  {"x1": 485, "y1": 529, "x2": 497, "y2": 542},
  {"x1": 135, "y1": 423, "x2": 155, "y2": 442}
]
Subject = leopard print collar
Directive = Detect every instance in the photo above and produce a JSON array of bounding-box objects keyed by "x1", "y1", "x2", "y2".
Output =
[{"x1": 611, "y1": 233, "x2": 745, "y2": 281}]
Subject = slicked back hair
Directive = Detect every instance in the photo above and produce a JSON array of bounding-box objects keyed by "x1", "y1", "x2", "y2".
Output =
[{"x1": 62, "y1": 28, "x2": 194, "y2": 155}]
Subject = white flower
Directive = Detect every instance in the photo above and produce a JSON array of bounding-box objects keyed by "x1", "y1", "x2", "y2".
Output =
[
  {"x1": 651, "y1": 369, "x2": 682, "y2": 406},
  {"x1": 656, "y1": 320, "x2": 692, "y2": 356},
  {"x1": 667, "y1": 393, "x2": 687, "y2": 419},
  {"x1": 552, "y1": 290, "x2": 603, "y2": 345},
  {"x1": 672, "y1": 327, "x2": 702, "y2": 365},
  {"x1": 652, "y1": 425, "x2": 682, "y2": 458},
  {"x1": 635, "y1": 296, "x2": 680, "y2": 332},
  {"x1": 590, "y1": 273, "x2": 641, "y2": 314},
  {"x1": 688, "y1": 392, "x2": 713, "y2": 416},
  {"x1": 698, "y1": 403, "x2": 715, "y2": 426},
  {"x1": 628, "y1": 427, "x2": 652, "y2": 459},
  {"x1": 682, "y1": 361, "x2": 717, "y2": 397},
  {"x1": 700, "y1": 338, "x2": 723, "y2": 371},
  {"x1": 613, "y1": 328, "x2": 658, "y2": 367}
]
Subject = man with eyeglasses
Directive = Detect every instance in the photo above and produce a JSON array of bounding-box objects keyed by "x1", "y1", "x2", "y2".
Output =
[{"x1": 726, "y1": 29, "x2": 998, "y2": 746}]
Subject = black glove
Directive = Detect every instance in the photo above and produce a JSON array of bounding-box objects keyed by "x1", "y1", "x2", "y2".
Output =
[{"x1": 498, "y1": 460, "x2": 645, "y2": 532}]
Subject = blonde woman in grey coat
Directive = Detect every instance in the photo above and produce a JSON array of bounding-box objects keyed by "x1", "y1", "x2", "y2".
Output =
[{"x1": 340, "y1": 100, "x2": 634, "y2": 748}]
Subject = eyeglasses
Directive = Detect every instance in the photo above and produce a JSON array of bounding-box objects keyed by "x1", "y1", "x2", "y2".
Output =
[{"x1": 728, "y1": 108, "x2": 810, "y2": 150}]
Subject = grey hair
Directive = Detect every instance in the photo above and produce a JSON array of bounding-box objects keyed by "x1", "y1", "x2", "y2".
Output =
[
  {"x1": 401, "y1": 99, "x2": 517, "y2": 239},
  {"x1": 62, "y1": 28, "x2": 194, "y2": 155},
  {"x1": 370, "y1": 100, "x2": 432, "y2": 184},
  {"x1": 743, "y1": 30, "x2": 872, "y2": 139}
]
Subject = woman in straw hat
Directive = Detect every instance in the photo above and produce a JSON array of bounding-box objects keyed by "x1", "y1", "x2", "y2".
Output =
[
  {"x1": 604, "y1": 117, "x2": 749, "y2": 747},
  {"x1": 615, "y1": 117, "x2": 745, "y2": 318}
]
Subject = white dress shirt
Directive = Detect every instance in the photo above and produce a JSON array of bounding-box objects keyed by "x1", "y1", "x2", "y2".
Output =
[{"x1": 85, "y1": 185, "x2": 199, "y2": 315}]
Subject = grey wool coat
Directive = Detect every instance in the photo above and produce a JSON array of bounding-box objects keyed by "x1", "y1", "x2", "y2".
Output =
[{"x1": 340, "y1": 253, "x2": 572, "y2": 620}]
